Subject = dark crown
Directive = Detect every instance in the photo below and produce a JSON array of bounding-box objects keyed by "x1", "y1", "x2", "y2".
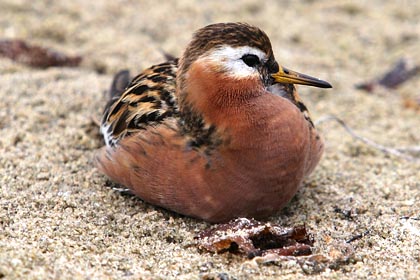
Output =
[{"x1": 178, "y1": 23, "x2": 274, "y2": 79}]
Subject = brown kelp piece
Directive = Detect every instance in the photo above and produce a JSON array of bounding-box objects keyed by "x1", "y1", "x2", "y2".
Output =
[
  {"x1": 356, "y1": 58, "x2": 420, "y2": 92},
  {"x1": 196, "y1": 218, "x2": 314, "y2": 258},
  {"x1": 0, "y1": 39, "x2": 82, "y2": 68}
]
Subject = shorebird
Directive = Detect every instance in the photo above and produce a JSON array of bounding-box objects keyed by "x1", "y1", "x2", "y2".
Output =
[{"x1": 95, "y1": 22, "x2": 332, "y2": 223}]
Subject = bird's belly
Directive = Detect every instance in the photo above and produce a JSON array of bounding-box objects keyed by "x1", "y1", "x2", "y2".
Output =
[{"x1": 96, "y1": 103, "x2": 323, "y2": 223}]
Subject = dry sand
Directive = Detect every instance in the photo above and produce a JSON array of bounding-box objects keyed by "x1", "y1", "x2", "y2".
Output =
[{"x1": 1, "y1": 0, "x2": 419, "y2": 279}]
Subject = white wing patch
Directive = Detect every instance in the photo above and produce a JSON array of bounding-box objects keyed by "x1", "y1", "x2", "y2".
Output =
[{"x1": 100, "y1": 123, "x2": 115, "y2": 147}]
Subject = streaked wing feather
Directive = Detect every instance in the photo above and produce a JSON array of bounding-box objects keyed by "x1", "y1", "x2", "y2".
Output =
[{"x1": 101, "y1": 59, "x2": 179, "y2": 146}]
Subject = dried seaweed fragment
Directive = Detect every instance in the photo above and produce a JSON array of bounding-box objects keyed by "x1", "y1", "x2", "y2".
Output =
[
  {"x1": 297, "y1": 242, "x2": 356, "y2": 274},
  {"x1": 196, "y1": 218, "x2": 314, "y2": 258},
  {"x1": 403, "y1": 95, "x2": 420, "y2": 112},
  {"x1": 0, "y1": 39, "x2": 82, "y2": 68},
  {"x1": 355, "y1": 58, "x2": 420, "y2": 92}
]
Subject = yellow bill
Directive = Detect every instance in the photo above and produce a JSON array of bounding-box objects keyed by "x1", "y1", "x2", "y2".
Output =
[{"x1": 272, "y1": 67, "x2": 332, "y2": 88}]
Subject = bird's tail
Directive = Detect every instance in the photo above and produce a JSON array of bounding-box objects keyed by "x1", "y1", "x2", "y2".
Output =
[{"x1": 108, "y1": 70, "x2": 131, "y2": 100}]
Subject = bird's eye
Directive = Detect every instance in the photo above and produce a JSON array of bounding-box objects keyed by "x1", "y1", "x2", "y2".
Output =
[{"x1": 241, "y1": 54, "x2": 260, "y2": 67}]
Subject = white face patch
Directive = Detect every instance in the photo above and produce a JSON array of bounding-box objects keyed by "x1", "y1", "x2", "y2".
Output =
[{"x1": 200, "y1": 45, "x2": 267, "y2": 79}]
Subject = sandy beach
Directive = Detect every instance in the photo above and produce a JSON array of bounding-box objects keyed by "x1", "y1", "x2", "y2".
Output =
[{"x1": 1, "y1": 0, "x2": 419, "y2": 279}]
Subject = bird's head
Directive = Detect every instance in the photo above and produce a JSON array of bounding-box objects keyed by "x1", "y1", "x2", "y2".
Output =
[{"x1": 177, "y1": 22, "x2": 331, "y2": 106}]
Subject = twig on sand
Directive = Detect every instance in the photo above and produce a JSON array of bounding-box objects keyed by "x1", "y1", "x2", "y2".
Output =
[
  {"x1": 400, "y1": 216, "x2": 420, "y2": 221},
  {"x1": 346, "y1": 229, "x2": 371, "y2": 243},
  {"x1": 315, "y1": 115, "x2": 420, "y2": 162}
]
